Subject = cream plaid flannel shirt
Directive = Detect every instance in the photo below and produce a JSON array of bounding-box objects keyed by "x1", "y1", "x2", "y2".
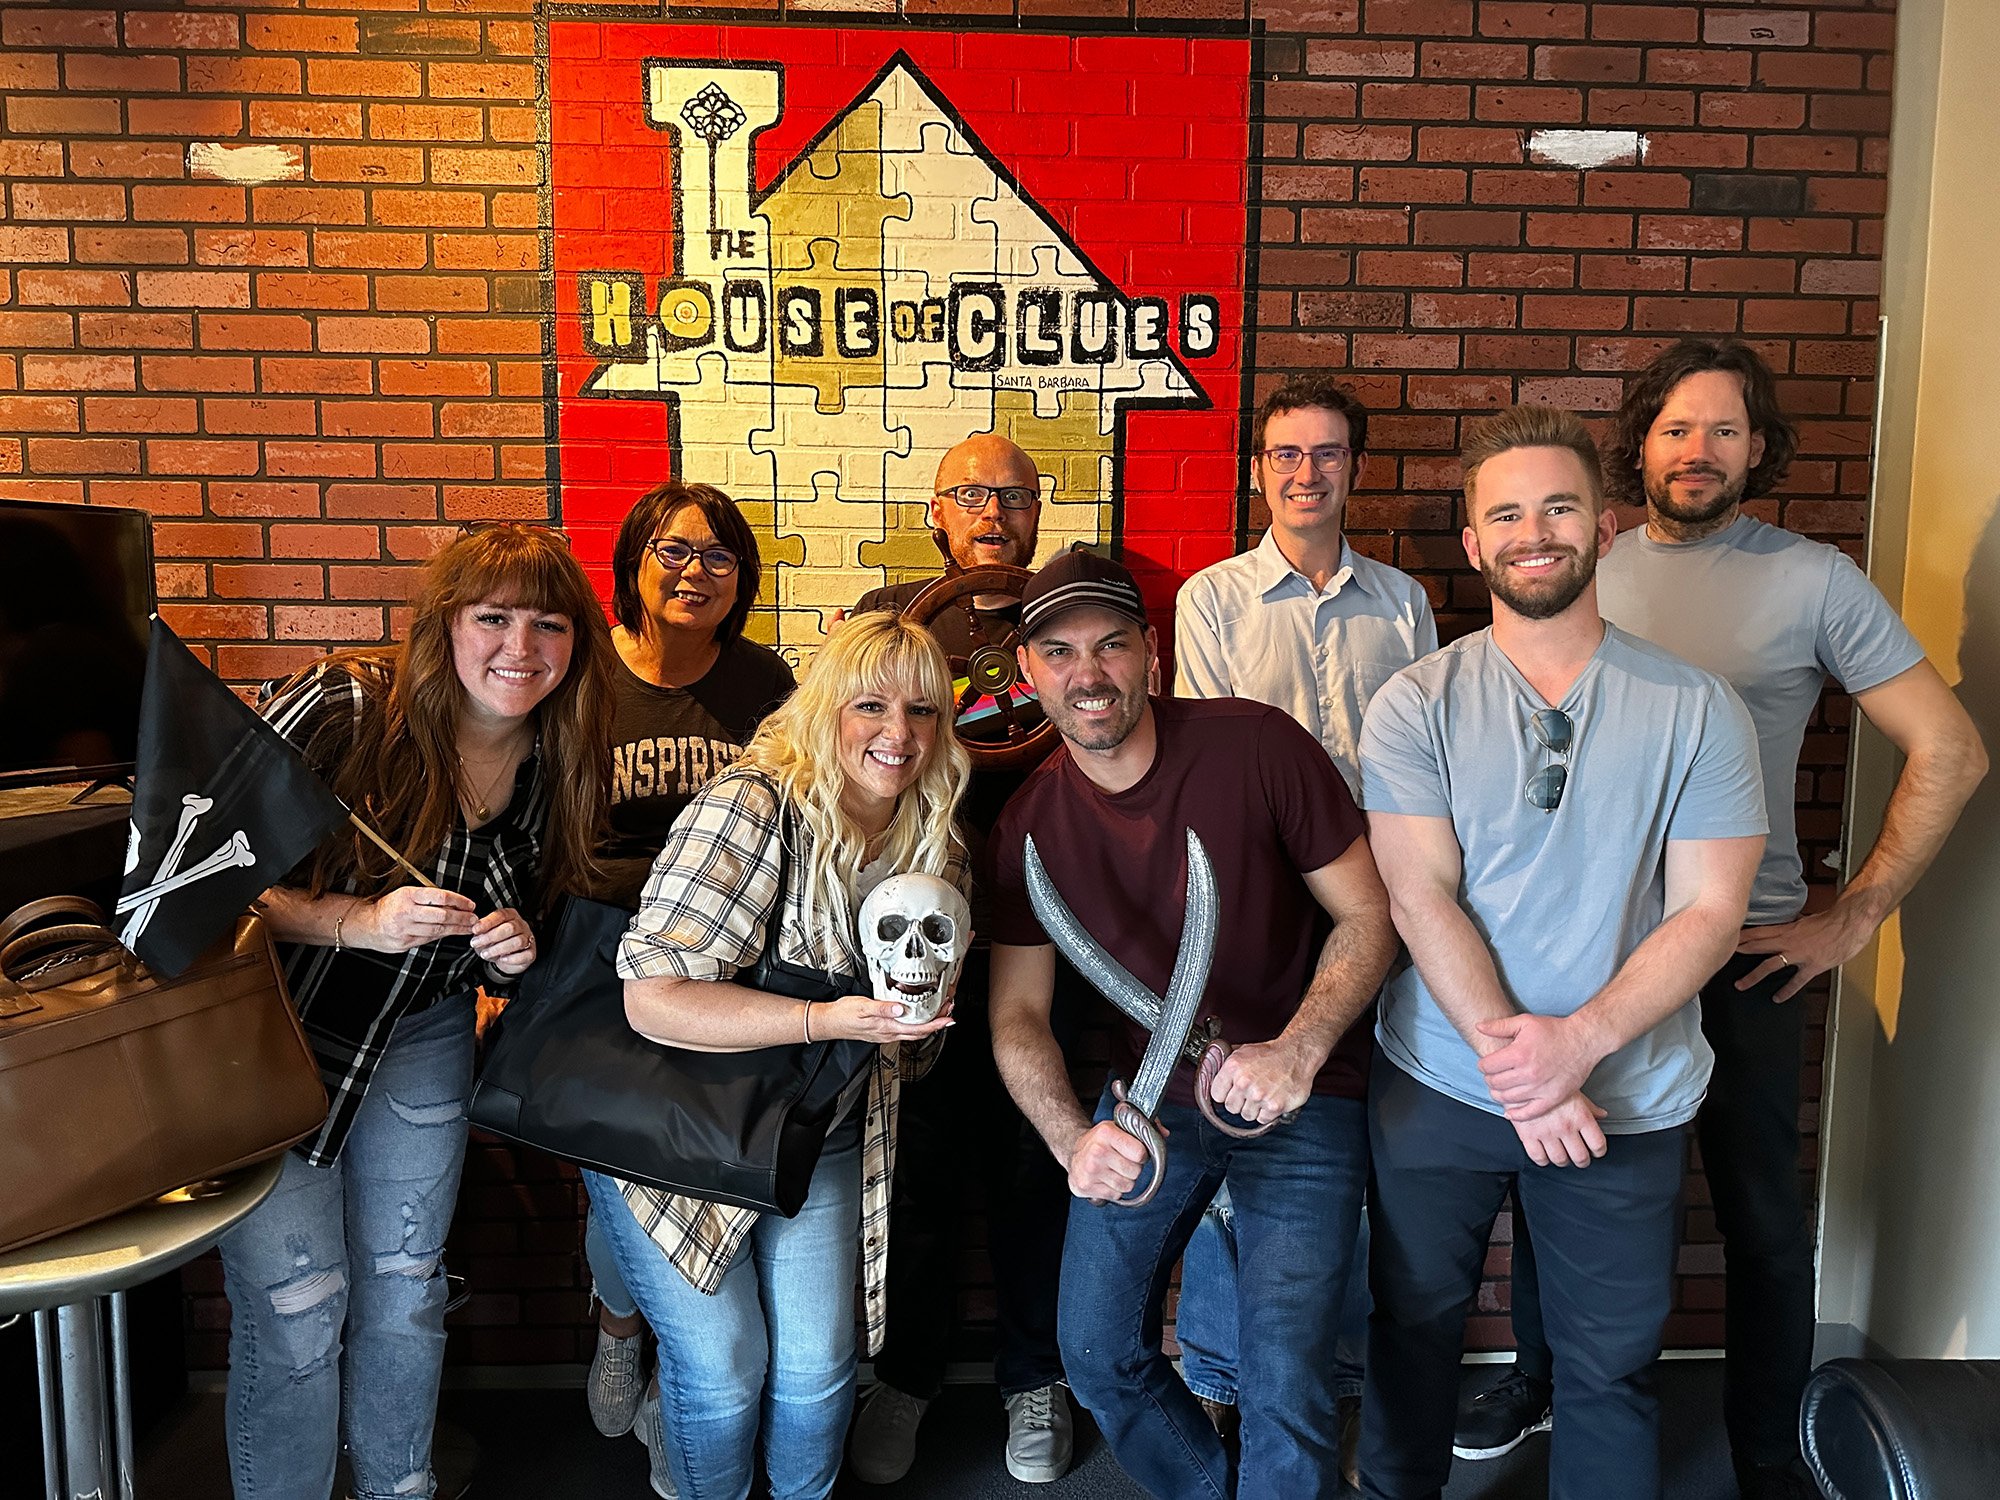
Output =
[{"x1": 613, "y1": 768, "x2": 960, "y2": 1354}]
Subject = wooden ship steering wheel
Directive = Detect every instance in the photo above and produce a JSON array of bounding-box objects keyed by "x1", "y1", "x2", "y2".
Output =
[{"x1": 899, "y1": 563, "x2": 1058, "y2": 772}]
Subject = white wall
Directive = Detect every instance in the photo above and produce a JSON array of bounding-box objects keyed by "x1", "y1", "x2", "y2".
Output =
[{"x1": 1817, "y1": 0, "x2": 2000, "y2": 1358}]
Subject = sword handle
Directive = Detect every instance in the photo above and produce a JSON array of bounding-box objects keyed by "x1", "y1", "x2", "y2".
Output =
[
  {"x1": 1194, "y1": 1037, "x2": 1300, "y2": 1139},
  {"x1": 1107, "y1": 1079, "x2": 1167, "y2": 1209}
]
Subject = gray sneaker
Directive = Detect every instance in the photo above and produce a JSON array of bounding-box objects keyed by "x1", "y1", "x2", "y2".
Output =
[
  {"x1": 585, "y1": 1324, "x2": 646, "y2": 1437},
  {"x1": 1003, "y1": 1382, "x2": 1074, "y2": 1484},
  {"x1": 848, "y1": 1383, "x2": 930, "y2": 1485},
  {"x1": 634, "y1": 1381, "x2": 679, "y2": 1499}
]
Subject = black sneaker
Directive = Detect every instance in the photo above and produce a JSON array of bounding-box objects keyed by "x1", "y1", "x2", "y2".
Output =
[{"x1": 1451, "y1": 1369, "x2": 1553, "y2": 1460}]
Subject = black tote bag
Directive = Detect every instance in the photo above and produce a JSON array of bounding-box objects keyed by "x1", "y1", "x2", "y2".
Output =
[{"x1": 469, "y1": 816, "x2": 876, "y2": 1218}]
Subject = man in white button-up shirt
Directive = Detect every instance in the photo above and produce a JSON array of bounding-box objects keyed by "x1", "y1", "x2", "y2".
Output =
[
  {"x1": 1176, "y1": 378, "x2": 1437, "y2": 794},
  {"x1": 1171, "y1": 376, "x2": 1436, "y2": 1482}
]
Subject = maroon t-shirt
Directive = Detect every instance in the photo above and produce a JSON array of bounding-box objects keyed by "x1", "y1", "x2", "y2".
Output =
[{"x1": 988, "y1": 696, "x2": 1372, "y2": 1107}]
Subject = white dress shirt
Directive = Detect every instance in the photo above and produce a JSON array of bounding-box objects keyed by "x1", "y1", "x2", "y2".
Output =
[{"x1": 1174, "y1": 529, "x2": 1438, "y2": 793}]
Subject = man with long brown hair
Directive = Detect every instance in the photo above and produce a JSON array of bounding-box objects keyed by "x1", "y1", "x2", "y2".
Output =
[{"x1": 1474, "y1": 342, "x2": 1988, "y2": 1498}]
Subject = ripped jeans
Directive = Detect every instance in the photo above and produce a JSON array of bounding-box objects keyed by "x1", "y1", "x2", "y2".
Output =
[{"x1": 218, "y1": 993, "x2": 476, "y2": 1500}]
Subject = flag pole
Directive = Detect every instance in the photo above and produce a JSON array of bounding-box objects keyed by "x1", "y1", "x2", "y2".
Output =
[{"x1": 348, "y1": 812, "x2": 441, "y2": 889}]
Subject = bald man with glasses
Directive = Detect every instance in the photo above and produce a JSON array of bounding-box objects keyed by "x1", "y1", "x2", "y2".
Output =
[{"x1": 1355, "y1": 405, "x2": 1765, "y2": 1500}]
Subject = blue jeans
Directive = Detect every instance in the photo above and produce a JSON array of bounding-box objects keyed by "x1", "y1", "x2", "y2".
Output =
[
  {"x1": 583, "y1": 1138, "x2": 863, "y2": 1500},
  {"x1": 581, "y1": 1191, "x2": 638, "y2": 1321},
  {"x1": 1177, "y1": 1185, "x2": 1370, "y2": 1406},
  {"x1": 217, "y1": 993, "x2": 476, "y2": 1500},
  {"x1": 1059, "y1": 1088, "x2": 1368, "y2": 1500}
]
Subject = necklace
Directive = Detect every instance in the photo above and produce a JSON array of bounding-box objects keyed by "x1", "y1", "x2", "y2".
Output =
[{"x1": 457, "y1": 742, "x2": 523, "y2": 822}]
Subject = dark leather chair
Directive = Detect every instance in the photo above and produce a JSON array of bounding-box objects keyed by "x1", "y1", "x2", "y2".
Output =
[{"x1": 1800, "y1": 1357, "x2": 2000, "y2": 1499}]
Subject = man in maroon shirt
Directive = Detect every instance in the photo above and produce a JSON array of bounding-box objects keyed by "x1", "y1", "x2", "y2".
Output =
[{"x1": 987, "y1": 549, "x2": 1397, "y2": 1499}]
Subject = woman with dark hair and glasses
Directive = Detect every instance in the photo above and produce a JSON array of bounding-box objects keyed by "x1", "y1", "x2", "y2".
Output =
[
  {"x1": 596, "y1": 481, "x2": 797, "y2": 904},
  {"x1": 581, "y1": 481, "x2": 795, "y2": 1490}
]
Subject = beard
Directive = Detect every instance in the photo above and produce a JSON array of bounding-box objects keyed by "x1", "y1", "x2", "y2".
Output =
[
  {"x1": 986, "y1": 531, "x2": 1034, "y2": 568},
  {"x1": 947, "y1": 518, "x2": 1039, "y2": 571},
  {"x1": 1643, "y1": 461, "x2": 1747, "y2": 529},
  {"x1": 1481, "y1": 543, "x2": 1597, "y2": 622},
  {"x1": 1042, "y1": 679, "x2": 1147, "y2": 752}
]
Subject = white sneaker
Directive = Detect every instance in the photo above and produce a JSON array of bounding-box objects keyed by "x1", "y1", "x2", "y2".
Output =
[
  {"x1": 635, "y1": 1380, "x2": 679, "y2": 1499},
  {"x1": 848, "y1": 1383, "x2": 930, "y2": 1485},
  {"x1": 1004, "y1": 1382, "x2": 1074, "y2": 1484},
  {"x1": 585, "y1": 1324, "x2": 646, "y2": 1437}
]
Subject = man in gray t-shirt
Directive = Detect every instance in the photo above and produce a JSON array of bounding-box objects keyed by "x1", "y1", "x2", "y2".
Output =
[
  {"x1": 1492, "y1": 341, "x2": 1989, "y2": 1499},
  {"x1": 1355, "y1": 405, "x2": 1765, "y2": 1500},
  {"x1": 1364, "y1": 625, "x2": 1765, "y2": 1132}
]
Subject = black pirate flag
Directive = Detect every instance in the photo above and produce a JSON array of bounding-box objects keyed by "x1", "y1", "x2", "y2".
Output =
[{"x1": 116, "y1": 618, "x2": 346, "y2": 977}]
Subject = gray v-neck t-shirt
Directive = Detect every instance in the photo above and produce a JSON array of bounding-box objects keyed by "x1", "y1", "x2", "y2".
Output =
[
  {"x1": 1597, "y1": 514, "x2": 1926, "y2": 925},
  {"x1": 1359, "y1": 624, "x2": 1766, "y2": 1132}
]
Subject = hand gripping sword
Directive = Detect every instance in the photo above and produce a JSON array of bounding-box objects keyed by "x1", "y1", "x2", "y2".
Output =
[{"x1": 1024, "y1": 830, "x2": 1289, "y2": 1209}]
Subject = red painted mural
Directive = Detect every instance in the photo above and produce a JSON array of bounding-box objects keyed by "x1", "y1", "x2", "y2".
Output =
[{"x1": 548, "y1": 21, "x2": 1253, "y2": 660}]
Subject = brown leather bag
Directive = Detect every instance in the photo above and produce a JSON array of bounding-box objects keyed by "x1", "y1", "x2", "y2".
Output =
[{"x1": 0, "y1": 896, "x2": 329, "y2": 1254}]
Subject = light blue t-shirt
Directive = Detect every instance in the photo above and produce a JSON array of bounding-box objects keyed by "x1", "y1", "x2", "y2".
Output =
[
  {"x1": 1597, "y1": 515, "x2": 1927, "y2": 924},
  {"x1": 1358, "y1": 624, "x2": 1766, "y2": 1132}
]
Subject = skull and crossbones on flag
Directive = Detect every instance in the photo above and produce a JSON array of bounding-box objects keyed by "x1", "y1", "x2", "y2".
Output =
[{"x1": 115, "y1": 618, "x2": 348, "y2": 977}]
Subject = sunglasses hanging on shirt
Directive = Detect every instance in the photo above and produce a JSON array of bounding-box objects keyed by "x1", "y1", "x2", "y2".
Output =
[{"x1": 1525, "y1": 707, "x2": 1573, "y2": 813}]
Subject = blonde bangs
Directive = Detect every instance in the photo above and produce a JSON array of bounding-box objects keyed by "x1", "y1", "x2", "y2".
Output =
[{"x1": 738, "y1": 612, "x2": 970, "y2": 954}]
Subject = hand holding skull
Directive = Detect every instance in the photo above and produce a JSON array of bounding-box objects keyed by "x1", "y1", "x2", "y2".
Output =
[{"x1": 858, "y1": 874, "x2": 972, "y2": 1023}]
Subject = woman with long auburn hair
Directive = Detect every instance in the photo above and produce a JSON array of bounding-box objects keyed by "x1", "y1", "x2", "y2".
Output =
[
  {"x1": 584, "y1": 610, "x2": 970, "y2": 1500},
  {"x1": 215, "y1": 524, "x2": 613, "y2": 1500}
]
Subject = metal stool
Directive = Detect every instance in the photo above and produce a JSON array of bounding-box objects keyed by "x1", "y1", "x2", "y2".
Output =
[{"x1": 0, "y1": 1158, "x2": 282, "y2": 1500}]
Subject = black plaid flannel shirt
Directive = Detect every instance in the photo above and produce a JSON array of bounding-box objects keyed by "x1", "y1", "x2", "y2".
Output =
[{"x1": 263, "y1": 661, "x2": 547, "y2": 1167}]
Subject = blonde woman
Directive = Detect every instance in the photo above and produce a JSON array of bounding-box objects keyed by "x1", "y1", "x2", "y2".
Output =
[{"x1": 582, "y1": 611, "x2": 970, "y2": 1500}]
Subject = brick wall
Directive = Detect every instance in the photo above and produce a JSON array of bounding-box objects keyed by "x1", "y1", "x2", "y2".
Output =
[{"x1": 0, "y1": 0, "x2": 1893, "y2": 1368}]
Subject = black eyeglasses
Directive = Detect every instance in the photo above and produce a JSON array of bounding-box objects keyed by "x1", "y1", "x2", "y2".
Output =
[
  {"x1": 648, "y1": 537, "x2": 740, "y2": 577},
  {"x1": 937, "y1": 483, "x2": 1039, "y2": 512},
  {"x1": 1258, "y1": 444, "x2": 1353, "y2": 475},
  {"x1": 1525, "y1": 708, "x2": 1573, "y2": 813}
]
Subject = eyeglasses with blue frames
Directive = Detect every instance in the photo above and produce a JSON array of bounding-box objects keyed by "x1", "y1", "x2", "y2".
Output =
[
  {"x1": 1524, "y1": 707, "x2": 1573, "y2": 813},
  {"x1": 647, "y1": 537, "x2": 740, "y2": 578},
  {"x1": 1258, "y1": 444, "x2": 1354, "y2": 475},
  {"x1": 936, "y1": 483, "x2": 1040, "y2": 512}
]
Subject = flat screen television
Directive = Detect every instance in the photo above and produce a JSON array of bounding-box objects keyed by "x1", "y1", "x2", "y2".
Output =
[{"x1": 0, "y1": 497, "x2": 154, "y2": 789}]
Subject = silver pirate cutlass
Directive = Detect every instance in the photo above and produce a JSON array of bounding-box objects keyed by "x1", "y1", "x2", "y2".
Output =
[{"x1": 1024, "y1": 829, "x2": 1289, "y2": 1209}]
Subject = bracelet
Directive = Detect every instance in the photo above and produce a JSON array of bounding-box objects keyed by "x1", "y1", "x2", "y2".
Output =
[
  {"x1": 333, "y1": 897, "x2": 361, "y2": 953},
  {"x1": 802, "y1": 1001, "x2": 813, "y2": 1045}
]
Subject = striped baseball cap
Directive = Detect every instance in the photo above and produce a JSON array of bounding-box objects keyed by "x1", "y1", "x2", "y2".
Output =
[{"x1": 1019, "y1": 545, "x2": 1149, "y2": 639}]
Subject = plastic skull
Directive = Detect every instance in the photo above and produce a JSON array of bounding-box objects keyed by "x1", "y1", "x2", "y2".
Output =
[{"x1": 858, "y1": 874, "x2": 971, "y2": 1023}]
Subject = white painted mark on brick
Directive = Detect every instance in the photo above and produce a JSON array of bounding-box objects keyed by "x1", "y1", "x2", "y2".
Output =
[
  {"x1": 1525, "y1": 130, "x2": 1647, "y2": 170},
  {"x1": 188, "y1": 142, "x2": 302, "y2": 184}
]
